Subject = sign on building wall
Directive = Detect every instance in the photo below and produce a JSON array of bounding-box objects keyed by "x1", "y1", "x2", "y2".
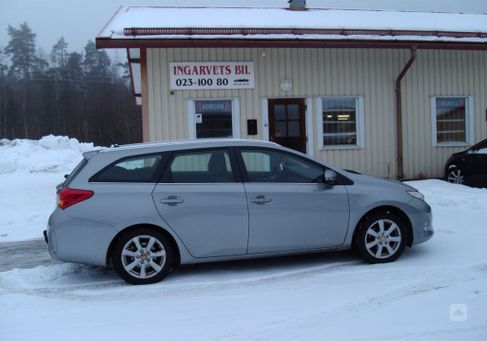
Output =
[{"x1": 169, "y1": 62, "x2": 254, "y2": 90}]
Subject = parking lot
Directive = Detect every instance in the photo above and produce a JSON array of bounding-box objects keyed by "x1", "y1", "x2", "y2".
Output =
[{"x1": 1, "y1": 179, "x2": 486, "y2": 340}]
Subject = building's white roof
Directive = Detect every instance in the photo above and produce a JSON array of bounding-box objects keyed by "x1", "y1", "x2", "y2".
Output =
[{"x1": 98, "y1": 6, "x2": 487, "y2": 43}]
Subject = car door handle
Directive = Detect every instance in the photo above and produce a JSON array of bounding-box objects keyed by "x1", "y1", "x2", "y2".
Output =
[
  {"x1": 250, "y1": 195, "x2": 272, "y2": 204},
  {"x1": 160, "y1": 196, "x2": 184, "y2": 206}
]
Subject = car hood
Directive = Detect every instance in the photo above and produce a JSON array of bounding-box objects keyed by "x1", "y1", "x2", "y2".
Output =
[{"x1": 343, "y1": 171, "x2": 417, "y2": 192}]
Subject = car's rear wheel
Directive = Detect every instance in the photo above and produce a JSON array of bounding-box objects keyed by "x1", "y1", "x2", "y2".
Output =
[
  {"x1": 112, "y1": 228, "x2": 174, "y2": 285},
  {"x1": 447, "y1": 166, "x2": 464, "y2": 184},
  {"x1": 355, "y1": 211, "x2": 407, "y2": 263}
]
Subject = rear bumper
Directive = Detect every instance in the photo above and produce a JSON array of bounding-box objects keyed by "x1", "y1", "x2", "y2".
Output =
[{"x1": 46, "y1": 208, "x2": 114, "y2": 266}]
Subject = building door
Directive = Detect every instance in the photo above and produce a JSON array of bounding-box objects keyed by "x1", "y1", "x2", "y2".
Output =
[{"x1": 268, "y1": 98, "x2": 306, "y2": 153}]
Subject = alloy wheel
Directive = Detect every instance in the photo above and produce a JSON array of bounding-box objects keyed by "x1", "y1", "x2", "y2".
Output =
[
  {"x1": 121, "y1": 235, "x2": 167, "y2": 279},
  {"x1": 364, "y1": 219, "x2": 402, "y2": 259},
  {"x1": 447, "y1": 168, "x2": 464, "y2": 184}
]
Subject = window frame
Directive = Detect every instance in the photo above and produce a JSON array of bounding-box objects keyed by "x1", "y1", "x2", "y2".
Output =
[
  {"x1": 89, "y1": 152, "x2": 168, "y2": 183},
  {"x1": 159, "y1": 147, "x2": 242, "y2": 184},
  {"x1": 187, "y1": 98, "x2": 241, "y2": 139},
  {"x1": 316, "y1": 96, "x2": 365, "y2": 150},
  {"x1": 234, "y1": 146, "x2": 353, "y2": 185},
  {"x1": 431, "y1": 96, "x2": 474, "y2": 147}
]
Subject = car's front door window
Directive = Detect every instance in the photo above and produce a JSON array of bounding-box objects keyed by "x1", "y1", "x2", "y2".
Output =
[{"x1": 240, "y1": 149, "x2": 324, "y2": 183}]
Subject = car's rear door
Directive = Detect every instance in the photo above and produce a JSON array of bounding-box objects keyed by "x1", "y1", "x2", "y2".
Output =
[
  {"x1": 237, "y1": 147, "x2": 350, "y2": 254},
  {"x1": 152, "y1": 148, "x2": 248, "y2": 258}
]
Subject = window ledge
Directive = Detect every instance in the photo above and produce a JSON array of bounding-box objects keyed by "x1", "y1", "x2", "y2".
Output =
[
  {"x1": 434, "y1": 142, "x2": 471, "y2": 148},
  {"x1": 320, "y1": 145, "x2": 363, "y2": 151}
]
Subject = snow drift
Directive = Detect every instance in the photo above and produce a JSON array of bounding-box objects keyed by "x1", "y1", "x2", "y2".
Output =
[{"x1": 0, "y1": 135, "x2": 96, "y2": 241}]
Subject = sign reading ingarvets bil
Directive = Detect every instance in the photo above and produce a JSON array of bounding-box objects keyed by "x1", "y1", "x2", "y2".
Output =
[{"x1": 169, "y1": 62, "x2": 254, "y2": 90}]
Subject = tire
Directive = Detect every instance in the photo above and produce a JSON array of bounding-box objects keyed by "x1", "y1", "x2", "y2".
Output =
[
  {"x1": 112, "y1": 227, "x2": 175, "y2": 285},
  {"x1": 446, "y1": 165, "x2": 464, "y2": 184},
  {"x1": 354, "y1": 211, "x2": 408, "y2": 264}
]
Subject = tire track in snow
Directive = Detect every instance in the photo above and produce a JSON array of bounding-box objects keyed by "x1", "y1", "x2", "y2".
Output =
[{"x1": 232, "y1": 264, "x2": 487, "y2": 341}]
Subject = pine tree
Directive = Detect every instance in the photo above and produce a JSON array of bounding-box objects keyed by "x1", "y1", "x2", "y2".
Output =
[
  {"x1": 50, "y1": 37, "x2": 69, "y2": 70},
  {"x1": 66, "y1": 52, "x2": 83, "y2": 79},
  {"x1": 83, "y1": 40, "x2": 111, "y2": 79},
  {"x1": 4, "y1": 22, "x2": 37, "y2": 79}
]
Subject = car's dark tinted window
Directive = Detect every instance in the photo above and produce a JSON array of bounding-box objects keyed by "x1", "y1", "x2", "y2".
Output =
[
  {"x1": 92, "y1": 154, "x2": 163, "y2": 182},
  {"x1": 475, "y1": 140, "x2": 487, "y2": 154},
  {"x1": 161, "y1": 149, "x2": 235, "y2": 183},
  {"x1": 240, "y1": 149, "x2": 324, "y2": 183}
]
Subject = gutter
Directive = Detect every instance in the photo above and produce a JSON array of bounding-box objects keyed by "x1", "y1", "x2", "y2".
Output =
[
  {"x1": 122, "y1": 27, "x2": 487, "y2": 39},
  {"x1": 395, "y1": 47, "x2": 417, "y2": 180},
  {"x1": 95, "y1": 38, "x2": 487, "y2": 50}
]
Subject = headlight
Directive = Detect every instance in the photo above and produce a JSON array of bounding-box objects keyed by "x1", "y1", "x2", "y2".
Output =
[{"x1": 407, "y1": 191, "x2": 424, "y2": 201}]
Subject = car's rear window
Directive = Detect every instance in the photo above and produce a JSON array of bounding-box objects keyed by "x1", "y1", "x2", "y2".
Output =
[{"x1": 91, "y1": 154, "x2": 163, "y2": 183}]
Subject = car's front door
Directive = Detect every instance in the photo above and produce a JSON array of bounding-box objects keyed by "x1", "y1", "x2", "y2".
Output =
[
  {"x1": 152, "y1": 148, "x2": 248, "y2": 258},
  {"x1": 237, "y1": 147, "x2": 350, "y2": 254}
]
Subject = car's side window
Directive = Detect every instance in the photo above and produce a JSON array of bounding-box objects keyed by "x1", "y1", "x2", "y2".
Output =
[
  {"x1": 162, "y1": 149, "x2": 235, "y2": 183},
  {"x1": 93, "y1": 154, "x2": 163, "y2": 182},
  {"x1": 240, "y1": 149, "x2": 324, "y2": 183},
  {"x1": 476, "y1": 141, "x2": 487, "y2": 154}
]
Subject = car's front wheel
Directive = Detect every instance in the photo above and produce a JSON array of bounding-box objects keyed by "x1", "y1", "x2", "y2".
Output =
[
  {"x1": 446, "y1": 165, "x2": 464, "y2": 184},
  {"x1": 355, "y1": 211, "x2": 407, "y2": 263},
  {"x1": 112, "y1": 228, "x2": 174, "y2": 285}
]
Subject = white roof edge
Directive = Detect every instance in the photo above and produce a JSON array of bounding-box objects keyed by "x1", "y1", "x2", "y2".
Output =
[
  {"x1": 103, "y1": 5, "x2": 487, "y2": 15},
  {"x1": 97, "y1": 6, "x2": 487, "y2": 40},
  {"x1": 98, "y1": 5, "x2": 128, "y2": 39}
]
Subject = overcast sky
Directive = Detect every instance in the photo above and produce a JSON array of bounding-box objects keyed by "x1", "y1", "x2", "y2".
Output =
[{"x1": 1, "y1": 0, "x2": 487, "y2": 55}]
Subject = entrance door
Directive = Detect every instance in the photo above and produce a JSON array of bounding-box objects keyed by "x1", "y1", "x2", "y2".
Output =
[{"x1": 268, "y1": 98, "x2": 306, "y2": 153}]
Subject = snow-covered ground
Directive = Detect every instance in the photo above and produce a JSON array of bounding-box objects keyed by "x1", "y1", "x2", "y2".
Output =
[
  {"x1": 0, "y1": 137, "x2": 486, "y2": 340},
  {"x1": 0, "y1": 136, "x2": 95, "y2": 242}
]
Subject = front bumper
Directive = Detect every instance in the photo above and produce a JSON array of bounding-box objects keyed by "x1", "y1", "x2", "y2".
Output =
[{"x1": 408, "y1": 198, "x2": 434, "y2": 245}]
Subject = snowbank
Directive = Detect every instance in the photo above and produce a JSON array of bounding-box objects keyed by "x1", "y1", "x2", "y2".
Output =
[
  {"x1": 0, "y1": 136, "x2": 97, "y2": 242},
  {"x1": 0, "y1": 135, "x2": 95, "y2": 175}
]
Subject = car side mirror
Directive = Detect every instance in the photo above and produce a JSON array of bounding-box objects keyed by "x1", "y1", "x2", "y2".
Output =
[{"x1": 324, "y1": 169, "x2": 337, "y2": 185}]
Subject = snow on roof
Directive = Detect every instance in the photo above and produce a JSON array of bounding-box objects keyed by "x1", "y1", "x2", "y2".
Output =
[{"x1": 98, "y1": 6, "x2": 487, "y2": 43}]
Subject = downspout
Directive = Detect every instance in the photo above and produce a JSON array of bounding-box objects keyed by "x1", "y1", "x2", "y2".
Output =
[{"x1": 395, "y1": 47, "x2": 416, "y2": 179}]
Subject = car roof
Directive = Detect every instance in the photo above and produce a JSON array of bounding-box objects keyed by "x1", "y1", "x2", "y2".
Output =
[{"x1": 98, "y1": 139, "x2": 280, "y2": 154}]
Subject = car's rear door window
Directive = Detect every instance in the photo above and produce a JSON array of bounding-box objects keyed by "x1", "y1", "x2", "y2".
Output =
[
  {"x1": 92, "y1": 154, "x2": 163, "y2": 182},
  {"x1": 161, "y1": 149, "x2": 236, "y2": 183}
]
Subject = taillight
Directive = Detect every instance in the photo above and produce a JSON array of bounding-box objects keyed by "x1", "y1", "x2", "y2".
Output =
[{"x1": 57, "y1": 188, "x2": 94, "y2": 209}]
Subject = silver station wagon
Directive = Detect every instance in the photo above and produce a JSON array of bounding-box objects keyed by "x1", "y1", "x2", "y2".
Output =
[{"x1": 45, "y1": 139, "x2": 433, "y2": 284}]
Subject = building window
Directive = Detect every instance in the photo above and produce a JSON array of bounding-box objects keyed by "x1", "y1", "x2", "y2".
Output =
[
  {"x1": 432, "y1": 96, "x2": 473, "y2": 146},
  {"x1": 319, "y1": 97, "x2": 364, "y2": 149},
  {"x1": 188, "y1": 99, "x2": 240, "y2": 139}
]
